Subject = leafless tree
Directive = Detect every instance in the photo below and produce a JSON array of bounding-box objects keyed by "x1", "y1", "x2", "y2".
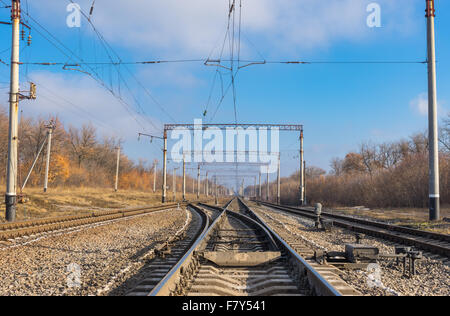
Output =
[
  {"x1": 68, "y1": 124, "x2": 97, "y2": 168},
  {"x1": 439, "y1": 113, "x2": 450, "y2": 152},
  {"x1": 330, "y1": 157, "x2": 344, "y2": 176}
]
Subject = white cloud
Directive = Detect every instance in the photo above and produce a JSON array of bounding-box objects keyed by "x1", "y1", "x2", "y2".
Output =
[
  {"x1": 1, "y1": 71, "x2": 164, "y2": 140},
  {"x1": 410, "y1": 92, "x2": 428, "y2": 116},
  {"x1": 410, "y1": 92, "x2": 447, "y2": 117},
  {"x1": 30, "y1": 0, "x2": 417, "y2": 57}
]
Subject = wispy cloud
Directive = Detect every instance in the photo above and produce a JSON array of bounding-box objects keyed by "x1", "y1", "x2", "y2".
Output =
[
  {"x1": 410, "y1": 92, "x2": 447, "y2": 117},
  {"x1": 30, "y1": 0, "x2": 418, "y2": 57},
  {"x1": 410, "y1": 92, "x2": 428, "y2": 116},
  {"x1": 0, "y1": 71, "x2": 164, "y2": 139}
]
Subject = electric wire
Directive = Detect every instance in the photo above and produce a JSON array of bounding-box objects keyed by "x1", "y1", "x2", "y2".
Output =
[
  {"x1": 67, "y1": 0, "x2": 176, "y2": 127},
  {"x1": 23, "y1": 11, "x2": 155, "y2": 134}
]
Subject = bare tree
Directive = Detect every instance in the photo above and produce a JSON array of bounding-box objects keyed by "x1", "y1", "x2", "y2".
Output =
[
  {"x1": 439, "y1": 113, "x2": 450, "y2": 152},
  {"x1": 330, "y1": 157, "x2": 344, "y2": 176},
  {"x1": 377, "y1": 142, "x2": 402, "y2": 170},
  {"x1": 306, "y1": 166, "x2": 326, "y2": 178},
  {"x1": 359, "y1": 142, "x2": 380, "y2": 176},
  {"x1": 68, "y1": 124, "x2": 97, "y2": 168},
  {"x1": 409, "y1": 132, "x2": 428, "y2": 154}
]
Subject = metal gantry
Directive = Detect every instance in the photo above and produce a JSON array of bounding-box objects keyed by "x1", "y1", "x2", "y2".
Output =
[{"x1": 162, "y1": 123, "x2": 304, "y2": 205}]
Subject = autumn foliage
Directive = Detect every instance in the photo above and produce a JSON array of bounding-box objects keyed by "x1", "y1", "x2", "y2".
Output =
[
  {"x1": 279, "y1": 129, "x2": 450, "y2": 208},
  {"x1": 249, "y1": 115, "x2": 450, "y2": 209},
  {"x1": 0, "y1": 108, "x2": 186, "y2": 192}
]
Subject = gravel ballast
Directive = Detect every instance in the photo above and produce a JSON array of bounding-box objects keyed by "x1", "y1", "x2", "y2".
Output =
[
  {"x1": 252, "y1": 205, "x2": 449, "y2": 296},
  {"x1": 0, "y1": 208, "x2": 189, "y2": 296}
]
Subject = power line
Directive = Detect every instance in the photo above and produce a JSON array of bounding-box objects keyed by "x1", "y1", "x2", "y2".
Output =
[
  {"x1": 17, "y1": 58, "x2": 427, "y2": 66},
  {"x1": 34, "y1": 81, "x2": 119, "y2": 135},
  {"x1": 23, "y1": 11, "x2": 156, "y2": 134},
  {"x1": 67, "y1": 0, "x2": 176, "y2": 126}
]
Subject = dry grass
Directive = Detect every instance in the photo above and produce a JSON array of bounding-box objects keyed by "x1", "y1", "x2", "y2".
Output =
[
  {"x1": 0, "y1": 187, "x2": 218, "y2": 223},
  {"x1": 332, "y1": 207, "x2": 450, "y2": 234}
]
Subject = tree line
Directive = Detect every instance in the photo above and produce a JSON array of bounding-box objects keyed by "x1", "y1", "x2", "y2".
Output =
[
  {"x1": 0, "y1": 108, "x2": 201, "y2": 194},
  {"x1": 251, "y1": 114, "x2": 450, "y2": 208}
]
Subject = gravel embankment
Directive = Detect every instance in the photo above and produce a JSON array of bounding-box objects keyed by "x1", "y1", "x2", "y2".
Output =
[
  {"x1": 253, "y1": 206, "x2": 450, "y2": 296},
  {"x1": 0, "y1": 208, "x2": 189, "y2": 296}
]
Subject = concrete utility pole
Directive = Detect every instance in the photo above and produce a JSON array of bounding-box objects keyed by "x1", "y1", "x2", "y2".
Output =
[
  {"x1": 182, "y1": 157, "x2": 186, "y2": 201},
  {"x1": 206, "y1": 172, "x2": 209, "y2": 197},
  {"x1": 304, "y1": 160, "x2": 307, "y2": 205},
  {"x1": 138, "y1": 133, "x2": 164, "y2": 198},
  {"x1": 5, "y1": 0, "x2": 21, "y2": 221},
  {"x1": 300, "y1": 130, "x2": 305, "y2": 206},
  {"x1": 162, "y1": 130, "x2": 168, "y2": 203},
  {"x1": 153, "y1": 161, "x2": 157, "y2": 193},
  {"x1": 266, "y1": 167, "x2": 270, "y2": 201},
  {"x1": 426, "y1": 0, "x2": 440, "y2": 221},
  {"x1": 259, "y1": 172, "x2": 261, "y2": 200},
  {"x1": 197, "y1": 164, "x2": 200, "y2": 200},
  {"x1": 254, "y1": 176, "x2": 257, "y2": 198},
  {"x1": 277, "y1": 155, "x2": 281, "y2": 204},
  {"x1": 43, "y1": 123, "x2": 54, "y2": 193},
  {"x1": 172, "y1": 168, "x2": 178, "y2": 202},
  {"x1": 114, "y1": 146, "x2": 120, "y2": 192},
  {"x1": 214, "y1": 175, "x2": 218, "y2": 205},
  {"x1": 21, "y1": 133, "x2": 47, "y2": 191}
]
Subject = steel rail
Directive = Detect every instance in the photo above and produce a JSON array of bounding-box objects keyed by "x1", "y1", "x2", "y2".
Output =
[
  {"x1": 0, "y1": 203, "x2": 182, "y2": 241},
  {"x1": 256, "y1": 201, "x2": 450, "y2": 257},
  {"x1": 238, "y1": 198, "x2": 342, "y2": 296},
  {"x1": 149, "y1": 199, "x2": 233, "y2": 296}
]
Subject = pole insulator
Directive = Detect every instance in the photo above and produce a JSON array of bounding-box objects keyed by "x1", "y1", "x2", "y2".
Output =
[
  {"x1": 425, "y1": 0, "x2": 435, "y2": 17},
  {"x1": 11, "y1": 0, "x2": 20, "y2": 19}
]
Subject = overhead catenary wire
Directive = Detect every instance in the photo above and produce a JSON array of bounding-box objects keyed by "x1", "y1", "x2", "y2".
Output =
[
  {"x1": 17, "y1": 58, "x2": 428, "y2": 66},
  {"x1": 17, "y1": 12, "x2": 160, "y2": 137},
  {"x1": 67, "y1": 0, "x2": 176, "y2": 127},
  {"x1": 22, "y1": 11, "x2": 158, "y2": 134}
]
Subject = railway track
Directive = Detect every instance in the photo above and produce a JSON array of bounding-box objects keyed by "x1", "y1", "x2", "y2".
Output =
[
  {"x1": 126, "y1": 201, "x2": 231, "y2": 296},
  {"x1": 143, "y1": 198, "x2": 359, "y2": 296},
  {"x1": 0, "y1": 203, "x2": 182, "y2": 243},
  {"x1": 256, "y1": 201, "x2": 450, "y2": 258}
]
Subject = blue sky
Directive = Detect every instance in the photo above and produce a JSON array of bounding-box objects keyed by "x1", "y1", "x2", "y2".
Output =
[{"x1": 0, "y1": 0, "x2": 449, "y2": 183}]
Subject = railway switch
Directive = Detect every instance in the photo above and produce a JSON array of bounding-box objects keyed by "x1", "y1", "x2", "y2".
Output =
[
  {"x1": 345, "y1": 244, "x2": 379, "y2": 263},
  {"x1": 314, "y1": 244, "x2": 423, "y2": 277}
]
